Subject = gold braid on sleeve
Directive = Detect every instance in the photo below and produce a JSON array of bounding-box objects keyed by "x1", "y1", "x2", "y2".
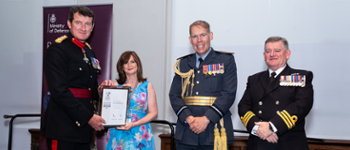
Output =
[
  {"x1": 240, "y1": 111, "x2": 256, "y2": 127},
  {"x1": 174, "y1": 59, "x2": 195, "y2": 99},
  {"x1": 277, "y1": 110, "x2": 298, "y2": 130}
]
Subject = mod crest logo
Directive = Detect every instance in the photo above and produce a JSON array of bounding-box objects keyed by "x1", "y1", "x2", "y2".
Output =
[{"x1": 50, "y1": 14, "x2": 56, "y2": 23}]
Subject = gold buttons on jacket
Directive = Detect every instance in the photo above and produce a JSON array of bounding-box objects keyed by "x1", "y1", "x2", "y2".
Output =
[
  {"x1": 259, "y1": 101, "x2": 263, "y2": 105},
  {"x1": 197, "y1": 70, "x2": 200, "y2": 74},
  {"x1": 79, "y1": 67, "x2": 82, "y2": 71},
  {"x1": 88, "y1": 88, "x2": 91, "y2": 90},
  {"x1": 76, "y1": 121, "x2": 80, "y2": 127},
  {"x1": 258, "y1": 110, "x2": 262, "y2": 114},
  {"x1": 90, "y1": 75, "x2": 92, "y2": 78},
  {"x1": 276, "y1": 111, "x2": 280, "y2": 114},
  {"x1": 196, "y1": 92, "x2": 199, "y2": 95},
  {"x1": 276, "y1": 101, "x2": 280, "y2": 105},
  {"x1": 196, "y1": 81, "x2": 199, "y2": 84}
]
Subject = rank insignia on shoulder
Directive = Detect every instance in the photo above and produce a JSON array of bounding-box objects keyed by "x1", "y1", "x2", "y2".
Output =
[
  {"x1": 280, "y1": 74, "x2": 306, "y2": 87},
  {"x1": 55, "y1": 35, "x2": 68, "y2": 43},
  {"x1": 177, "y1": 53, "x2": 195, "y2": 60},
  {"x1": 215, "y1": 50, "x2": 234, "y2": 54},
  {"x1": 203, "y1": 63, "x2": 224, "y2": 75},
  {"x1": 85, "y1": 42, "x2": 92, "y2": 49}
]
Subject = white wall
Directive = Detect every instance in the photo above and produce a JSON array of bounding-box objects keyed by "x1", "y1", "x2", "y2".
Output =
[
  {"x1": 79, "y1": 1, "x2": 172, "y2": 150},
  {"x1": 1, "y1": 0, "x2": 350, "y2": 150},
  {"x1": 171, "y1": 0, "x2": 350, "y2": 140},
  {"x1": 0, "y1": 1, "x2": 77, "y2": 150},
  {"x1": 0, "y1": 0, "x2": 171, "y2": 150}
]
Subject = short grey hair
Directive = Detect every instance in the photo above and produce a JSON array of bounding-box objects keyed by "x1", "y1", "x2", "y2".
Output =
[{"x1": 265, "y1": 36, "x2": 289, "y2": 50}]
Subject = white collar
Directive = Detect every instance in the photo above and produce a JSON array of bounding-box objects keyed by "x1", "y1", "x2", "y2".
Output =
[{"x1": 269, "y1": 65, "x2": 286, "y2": 78}]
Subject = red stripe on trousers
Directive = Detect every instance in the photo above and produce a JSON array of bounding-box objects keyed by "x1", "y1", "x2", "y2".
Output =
[{"x1": 51, "y1": 139, "x2": 58, "y2": 150}]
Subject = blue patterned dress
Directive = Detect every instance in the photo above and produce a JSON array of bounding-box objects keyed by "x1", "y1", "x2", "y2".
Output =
[{"x1": 105, "y1": 81, "x2": 156, "y2": 150}]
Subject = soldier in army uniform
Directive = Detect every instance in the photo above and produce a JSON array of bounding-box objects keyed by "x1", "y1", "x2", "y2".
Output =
[
  {"x1": 169, "y1": 20, "x2": 238, "y2": 150},
  {"x1": 43, "y1": 6, "x2": 105, "y2": 150},
  {"x1": 238, "y1": 36, "x2": 314, "y2": 150}
]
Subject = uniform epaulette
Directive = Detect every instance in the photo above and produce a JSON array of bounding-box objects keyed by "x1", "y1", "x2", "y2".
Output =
[
  {"x1": 55, "y1": 35, "x2": 68, "y2": 43},
  {"x1": 215, "y1": 50, "x2": 234, "y2": 54},
  {"x1": 85, "y1": 42, "x2": 92, "y2": 49},
  {"x1": 176, "y1": 53, "x2": 195, "y2": 60}
]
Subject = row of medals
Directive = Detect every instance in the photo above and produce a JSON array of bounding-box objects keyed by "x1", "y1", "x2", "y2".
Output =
[
  {"x1": 203, "y1": 63, "x2": 224, "y2": 75},
  {"x1": 280, "y1": 75, "x2": 306, "y2": 87}
]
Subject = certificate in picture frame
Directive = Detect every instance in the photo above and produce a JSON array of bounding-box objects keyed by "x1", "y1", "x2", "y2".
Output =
[{"x1": 100, "y1": 86, "x2": 129, "y2": 126}]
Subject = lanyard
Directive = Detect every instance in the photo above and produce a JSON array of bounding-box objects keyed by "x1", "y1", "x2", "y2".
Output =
[
  {"x1": 125, "y1": 81, "x2": 138, "y2": 123},
  {"x1": 127, "y1": 81, "x2": 139, "y2": 110}
]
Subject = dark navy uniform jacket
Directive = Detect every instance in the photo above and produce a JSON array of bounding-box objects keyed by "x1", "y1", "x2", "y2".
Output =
[
  {"x1": 169, "y1": 48, "x2": 237, "y2": 146},
  {"x1": 43, "y1": 32, "x2": 99, "y2": 143},
  {"x1": 238, "y1": 65, "x2": 313, "y2": 150}
]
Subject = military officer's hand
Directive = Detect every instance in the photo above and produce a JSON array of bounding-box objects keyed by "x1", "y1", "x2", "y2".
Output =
[
  {"x1": 266, "y1": 132, "x2": 279, "y2": 143},
  {"x1": 255, "y1": 122, "x2": 273, "y2": 140},
  {"x1": 88, "y1": 114, "x2": 106, "y2": 131},
  {"x1": 190, "y1": 116, "x2": 210, "y2": 134},
  {"x1": 186, "y1": 115, "x2": 195, "y2": 129},
  {"x1": 186, "y1": 115, "x2": 195, "y2": 124},
  {"x1": 98, "y1": 80, "x2": 114, "y2": 95}
]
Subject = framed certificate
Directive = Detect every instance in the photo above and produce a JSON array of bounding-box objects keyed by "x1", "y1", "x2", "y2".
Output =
[{"x1": 100, "y1": 86, "x2": 129, "y2": 126}]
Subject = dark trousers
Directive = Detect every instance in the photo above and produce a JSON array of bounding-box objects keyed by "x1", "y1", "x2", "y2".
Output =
[
  {"x1": 176, "y1": 142, "x2": 215, "y2": 150},
  {"x1": 46, "y1": 138, "x2": 90, "y2": 150}
]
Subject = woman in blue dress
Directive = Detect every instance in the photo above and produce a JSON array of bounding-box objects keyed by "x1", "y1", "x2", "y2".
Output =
[{"x1": 99, "y1": 51, "x2": 158, "y2": 150}]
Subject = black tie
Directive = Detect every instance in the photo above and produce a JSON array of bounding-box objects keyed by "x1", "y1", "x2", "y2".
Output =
[
  {"x1": 198, "y1": 58, "x2": 203, "y2": 66},
  {"x1": 270, "y1": 72, "x2": 276, "y2": 83}
]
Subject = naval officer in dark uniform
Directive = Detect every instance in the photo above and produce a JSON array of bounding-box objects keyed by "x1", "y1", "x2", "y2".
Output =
[
  {"x1": 169, "y1": 20, "x2": 237, "y2": 150},
  {"x1": 238, "y1": 36, "x2": 314, "y2": 150},
  {"x1": 43, "y1": 6, "x2": 105, "y2": 150}
]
